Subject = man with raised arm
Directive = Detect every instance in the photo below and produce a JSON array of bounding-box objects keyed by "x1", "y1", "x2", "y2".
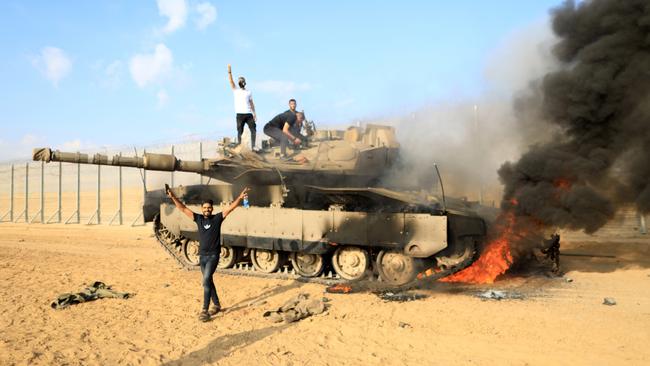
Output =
[
  {"x1": 166, "y1": 185, "x2": 250, "y2": 322},
  {"x1": 227, "y1": 64, "x2": 257, "y2": 150}
]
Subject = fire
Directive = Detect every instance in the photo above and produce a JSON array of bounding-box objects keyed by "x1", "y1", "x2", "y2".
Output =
[
  {"x1": 325, "y1": 284, "x2": 353, "y2": 294},
  {"x1": 439, "y1": 212, "x2": 517, "y2": 284},
  {"x1": 439, "y1": 237, "x2": 513, "y2": 284}
]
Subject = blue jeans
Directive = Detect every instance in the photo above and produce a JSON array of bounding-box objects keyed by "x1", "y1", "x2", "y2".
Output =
[{"x1": 199, "y1": 254, "x2": 221, "y2": 310}]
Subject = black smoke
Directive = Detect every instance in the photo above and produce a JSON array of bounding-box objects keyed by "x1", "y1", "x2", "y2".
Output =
[{"x1": 499, "y1": 0, "x2": 650, "y2": 235}]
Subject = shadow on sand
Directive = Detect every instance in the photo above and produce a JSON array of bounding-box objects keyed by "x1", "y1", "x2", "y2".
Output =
[
  {"x1": 162, "y1": 322, "x2": 294, "y2": 366},
  {"x1": 223, "y1": 280, "x2": 304, "y2": 314}
]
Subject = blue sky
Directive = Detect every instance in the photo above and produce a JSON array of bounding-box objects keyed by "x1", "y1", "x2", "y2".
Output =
[{"x1": 0, "y1": 0, "x2": 561, "y2": 161}]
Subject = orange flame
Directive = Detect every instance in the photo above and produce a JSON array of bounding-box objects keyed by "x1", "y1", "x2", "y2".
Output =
[{"x1": 439, "y1": 212, "x2": 516, "y2": 284}]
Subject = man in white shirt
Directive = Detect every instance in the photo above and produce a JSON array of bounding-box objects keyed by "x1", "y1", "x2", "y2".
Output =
[{"x1": 228, "y1": 64, "x2": 257, "y2": 150}]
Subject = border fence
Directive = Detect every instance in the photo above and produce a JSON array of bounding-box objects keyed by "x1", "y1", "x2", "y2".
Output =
[{"x1": 0, "y1": 139, "x2": 224, "y2": 226}]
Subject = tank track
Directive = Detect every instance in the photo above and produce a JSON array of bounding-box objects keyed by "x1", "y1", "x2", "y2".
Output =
[{"x1": 152, "y1": 215, "x2": 476, "y2": 286}]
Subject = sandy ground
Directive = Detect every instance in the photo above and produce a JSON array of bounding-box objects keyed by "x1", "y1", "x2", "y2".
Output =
[{"x1": 0, "y1": 223, "x2": 649, "y2": 366}]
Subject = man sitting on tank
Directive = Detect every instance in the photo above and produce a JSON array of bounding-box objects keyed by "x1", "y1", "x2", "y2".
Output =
[
  {"x1": 166, "y1": 185, "x2": 250, "y2": 322},
  {"x1": 290, "y1": 110, "x2": 309, "y2": 146},
  {"x1": 263, "y1": 109, "x2": 305, "y2": 159}
]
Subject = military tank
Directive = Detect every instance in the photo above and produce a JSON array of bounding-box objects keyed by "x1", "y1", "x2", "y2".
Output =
[{"x1": 33, "y1": 124, "x2": 487, "y2": 285}]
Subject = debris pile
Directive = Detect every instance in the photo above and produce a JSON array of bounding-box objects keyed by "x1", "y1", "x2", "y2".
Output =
[
  {"x1": 51, "y1": 281, "x2": 132, "y2": 309},
  {"x1": 376, "y1": 291, "x2": 427, "y2": 302},
  {"x1": 475, "y1": 290, "x2": 524, "y2": 301}
]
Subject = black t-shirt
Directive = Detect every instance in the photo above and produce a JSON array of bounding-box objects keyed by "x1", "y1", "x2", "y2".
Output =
[
  {"x1": 267, "y1": 110, "x2": 297, "y2": 129},
  {"x1": 193, "y1": 212, "x2": 224, "y2": 255}
]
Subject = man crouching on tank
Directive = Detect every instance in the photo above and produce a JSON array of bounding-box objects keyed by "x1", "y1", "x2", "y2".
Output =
[{"x1": 166, "y1": 185, "x2": 250, "y2": 322}]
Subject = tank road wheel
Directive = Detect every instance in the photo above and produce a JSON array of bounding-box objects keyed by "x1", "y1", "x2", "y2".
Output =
[
  {"x1": 376, "y1": 250, "x2": 424, "y2": 286},
  {"x1": 182, "y1": 239, "x2": 200, "y2": 266},
  {"x1": 217, "y1": 246, "x2": 241, "y2": 269},
  {"x1": 332, "y1": 246, "x2": 370, "y2": 281},
  {"x1": 290, "y1": 252, "x2": 325, "y2": 278},
  {"x1": 251, "y1": 249, "x2": 287, "y2": 273}
]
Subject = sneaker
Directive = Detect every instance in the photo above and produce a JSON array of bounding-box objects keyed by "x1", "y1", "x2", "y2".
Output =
[
  {"x1": 199, "y1": 310, "x2": 210, "y2": 322},
  {"x1": 208, "y1": 305, "x2": 221, "y2": 316}
]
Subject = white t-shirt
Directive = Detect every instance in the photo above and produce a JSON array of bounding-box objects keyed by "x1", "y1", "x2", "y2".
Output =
[{"x1": 233, "y1": 89, "x2": 253, "y2": 114}]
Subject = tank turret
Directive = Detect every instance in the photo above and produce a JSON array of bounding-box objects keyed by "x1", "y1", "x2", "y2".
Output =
[{"x1": 33, "y1": 124, "x2": 400, "y2": 187}]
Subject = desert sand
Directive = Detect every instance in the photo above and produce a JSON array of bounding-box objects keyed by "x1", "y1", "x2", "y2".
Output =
[{"x1": 0, "y1": 222, "x2": 649, "y2": 366}]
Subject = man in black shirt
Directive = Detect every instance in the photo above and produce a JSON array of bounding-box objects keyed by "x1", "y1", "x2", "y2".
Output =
[
  {"x1": 264, "y1": 110, "x2": 305, "y2": 158},
  {"x1": 166, "y1": 186, "x2": 250, "y2": 322}
]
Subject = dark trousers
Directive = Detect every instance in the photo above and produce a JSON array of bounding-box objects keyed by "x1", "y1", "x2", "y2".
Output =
[
  {"x1": 199, "y1": 253, "x2": 221, "y2": 310},
  {"x1": 236, "y1": 113, "x2": 256, "y2": 149},
  {"x1": 264, "y1": 124, "x2": 289, "y2": 156}
]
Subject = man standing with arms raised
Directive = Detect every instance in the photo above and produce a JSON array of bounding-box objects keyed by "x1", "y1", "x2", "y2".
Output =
[
  {"x1": 228, "y1": 64, "x2": 257, "y2": 150},
  {"x1": 166, "y1": 185, "x2": 250, "y2": 322}
]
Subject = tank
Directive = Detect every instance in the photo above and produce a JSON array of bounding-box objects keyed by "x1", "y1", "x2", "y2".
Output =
[{"x1": 33, "y1": 124, "x2": 487, "y2": 285}]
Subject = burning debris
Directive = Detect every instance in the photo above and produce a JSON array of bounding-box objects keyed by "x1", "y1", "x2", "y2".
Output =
[
  {"x1": 541, "y1": 233, "x2": 561, "y2": 274},
  {"x1": 325, "y1": 284, "x2": 353, "y2": 294}
]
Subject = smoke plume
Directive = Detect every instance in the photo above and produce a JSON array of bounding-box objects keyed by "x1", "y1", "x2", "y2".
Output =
[
  {"x1": 375, "y1": 19, "x2": 558, "y2": 203},
  {"x1": 499, "y1": 0, "x2": 650, "y2": 239}
]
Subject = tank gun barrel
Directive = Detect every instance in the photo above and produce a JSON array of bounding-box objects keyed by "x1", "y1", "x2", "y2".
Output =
[{"x1": 32, "y1": 147, "x2": 206, "y2": 173}]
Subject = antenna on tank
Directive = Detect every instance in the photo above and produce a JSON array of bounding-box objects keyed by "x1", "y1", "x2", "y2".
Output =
[{"x1": 434, "y1": 163, "x2": 446, "y2": 212}]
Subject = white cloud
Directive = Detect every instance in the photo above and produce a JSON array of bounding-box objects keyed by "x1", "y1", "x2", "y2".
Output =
[
  {"x1": 129, "y1": 44, "x2": 173, "y2": 88},
  {"x1": 157, "y1": 89, "x2": 169, "y2": 107},
  {"x1": 195, "y1": 2, "x2": 217, "y2": 30},
  {"x1": 31, "y1": 47, "x2": 72, "y2": 87},
  {"x1": 256, "y1": 80, "x2": 312, "y2": 95},
  {"x1": 157, "y1": 0, "x2": 188, "y2": 34}
]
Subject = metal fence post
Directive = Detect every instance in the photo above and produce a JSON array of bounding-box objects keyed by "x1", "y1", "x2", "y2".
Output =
[
  {"x1": 199, "y1": 142, "x2": 203, "y2": 185},
  {"x1": 57, "y1": 162, "x2": 62, "y2": 222},
  {"x1": 10, "y1": 164, "x2": 13, "y2": 221},
  {"x1": 24, "y1": 162, "x2": 28, "y2": 223},
  {"x1": 66, "y1": 157, "x2": 81, "y2": 224},
  {"x1": 29, "y1": 161, "x2": 44, "y2": 223},
  {"x1": 131, "y1": 148, "x2": 146, "y2": 226},
  {"x1": 109, "y1": 153, "x2": 123, "y2": 225},
  {"x1": 143, "y1": 148, "x2": 147, "y2": 193},
  {"x1": 77, "y1": 160, "x2": 80, "y2": 223},
  {"x1": 47, "y1": 161, "x2": 63, "y2": 223},
  {"x1": 0, "y1": 164, "x2": 14, "y2": 222},
  {"x1": 39, "y1": 160, "x2": 44, "y2": 223},
  {"x1": 171, "y1": 145, "x2": 175, "y2": 187},
  {"x1": 118, "y1": 156, "x2": 122, "y2": 225},
  {"x1": 87, "y1": 164, "x2": 101, "y2": 224},
  {"x1": 640, "y1": 212, "x2": 647, "y2": 235}
]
